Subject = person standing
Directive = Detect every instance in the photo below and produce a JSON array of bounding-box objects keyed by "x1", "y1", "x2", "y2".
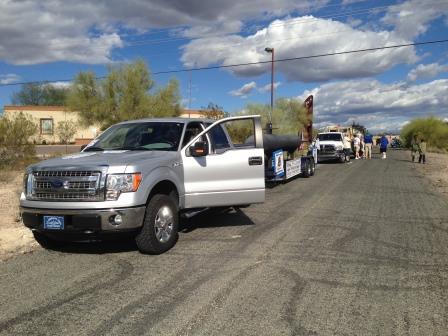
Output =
[
  {"x1": 411, "y1": 134, "x2": 419, "y2": 162},
  {"x1": 418, "y1": 138, "x2": 427, "y2": 164},
  {"x1": 380, "y1": 134, "x2": 389, "y2": 159},
  {"x1": 353, "y1": 134, "x2": 361, "y2": 159},
  {"x1": 343, "y1": 133, "x2": 352, "y2": 162},
  {"x1": 364, "y1": 132, "x2": 373, "y2": 159}
]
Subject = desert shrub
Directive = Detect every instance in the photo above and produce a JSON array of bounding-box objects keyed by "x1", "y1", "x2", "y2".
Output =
[
  {"x1": 56, "y1": 120, "x2": 77, "y2": 144},
  {"x1": 0, "y1": 112, "x2": 37, "y2": 167},
  {"x1": 401, "y1": 117, "x2": 448, "y2": 151}
]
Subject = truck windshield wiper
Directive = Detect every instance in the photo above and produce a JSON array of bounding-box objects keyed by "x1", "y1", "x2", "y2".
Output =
[
  {"x1": 115, "y1": 146, "x2": 152, "y2": 151},
  {"x1": 83, "y1": 146, "x2": 104, "y2": 152}
]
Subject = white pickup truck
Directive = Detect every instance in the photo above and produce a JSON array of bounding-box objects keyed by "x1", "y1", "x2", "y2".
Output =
[
  {"x1": 316, "y1": 132, "x2": 351, "y2": 163},
  {"x1": 21, "y1": 115, "x2": 313, "y2": 254}
]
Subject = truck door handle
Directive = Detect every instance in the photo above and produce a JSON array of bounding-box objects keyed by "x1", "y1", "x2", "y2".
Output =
[{"x1": 248, "y1": 156, "x2": 263, "y2": 166}]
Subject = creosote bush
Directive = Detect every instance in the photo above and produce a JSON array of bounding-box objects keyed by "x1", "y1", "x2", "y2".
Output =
[{"x1": 0, "y1": 112, "x2": 37, "y2": 168}]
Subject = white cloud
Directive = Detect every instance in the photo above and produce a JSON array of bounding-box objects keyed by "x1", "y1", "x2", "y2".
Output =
[
  {"x1": 229, "y1": 81, "x2": 257, "y2": 97},
  {"x1": 407, "y1": 63, "x2": 448, "y2": 81},
  {"x1": 0, "y1": 0, "x2": 331, "y2": 65},
  {"x1": 381, "y1": 0, "x2": 448, "y2": 39},
  {"x1": 181, "y1": 16, "x2": 418, "y2": 82},
  {"x1": 258, "y1": 82, "x2": 281, "y2": 93},
  {"x1": 0, "y1": 73, "x2": 20, "y2": 84},
  {"x1": 341, "y1": 0, "x2": 368, "y2": 4},
  {"x1": 298, "y1": 78, "x2": 448, "y2": 132}
]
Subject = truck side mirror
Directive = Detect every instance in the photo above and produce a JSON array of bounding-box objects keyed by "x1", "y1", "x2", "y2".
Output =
[{"x1": 190, "y1": 141, "x2": 209, "y2": 157}]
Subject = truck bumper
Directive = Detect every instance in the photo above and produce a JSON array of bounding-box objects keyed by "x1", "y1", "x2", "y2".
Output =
[
  {"x1": 317, "y1": 150, "x2": 345, "y2": 162},
  {"x1": 20, "y1": 205, "x2": 146, "y2": 234}
]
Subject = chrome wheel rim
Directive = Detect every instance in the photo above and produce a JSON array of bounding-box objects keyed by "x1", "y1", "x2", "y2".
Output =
[{"x1": 154, "y1": 205, "x2": 174, "y2": 243}]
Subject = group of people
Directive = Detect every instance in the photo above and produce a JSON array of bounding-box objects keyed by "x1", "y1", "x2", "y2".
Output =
[
  {"x1": 410, "y1": 135, "x2": 427, "y2": 164},
  {"x1": 351, "y1": 132, "x2": 389, "y2": 160}
]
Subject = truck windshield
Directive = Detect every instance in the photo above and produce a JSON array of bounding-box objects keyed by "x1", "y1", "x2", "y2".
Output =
[
  {"x1": 318, "y1": 133, "x2": 342, "y2": 141},
  {"x1": 84, "y1": 122, "x2": 184, "y2": 151}
]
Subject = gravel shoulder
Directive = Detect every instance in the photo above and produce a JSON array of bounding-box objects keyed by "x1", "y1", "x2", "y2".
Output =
[
  {"x1": 0, "y1": 171, "x2": 37, "y2": 261},
  {"x1": 413, "y1": 151, "x2": 448, "y2": 195}
]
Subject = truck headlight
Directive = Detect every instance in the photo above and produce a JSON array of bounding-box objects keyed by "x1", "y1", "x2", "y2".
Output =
[
  {"x1": 336, "y1": 145, "x2": 344, "y2": 151},
  {"x1": 24, "y1": 173, "x2": 34, "y2": 198},
  {"x1": 106, "y1": 173, "x2": 142, "y2": 200}
]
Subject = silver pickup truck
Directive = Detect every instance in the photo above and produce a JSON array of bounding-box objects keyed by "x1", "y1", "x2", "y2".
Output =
[{"x1": 20, "y1": 116, "x2": 265, "y2": 254}]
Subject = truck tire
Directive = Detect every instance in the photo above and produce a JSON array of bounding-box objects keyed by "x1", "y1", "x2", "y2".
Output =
[
  {"x1": 302, "y1": 160, "x2": 312, "y2": 178},
  {"x1": 135, "y1": 194, "x2": 179, "y2": 254},
  {"x1": 310, "y1": 159, "x2": 316, "y2": 176},
  {"x1": 33, "y1": 231, "x2": 63, "y2": 250}
]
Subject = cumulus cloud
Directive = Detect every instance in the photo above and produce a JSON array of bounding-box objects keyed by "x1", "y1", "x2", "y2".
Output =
[
  {"x1": 381, "y1": 0, "x2": 448, "y2": 39},
  {"x1": 258, "y1": 82, "x2": 281, "y2": 93},
  {"x1": 0, "y1": 0, "x2": 331, "y2": 65},
  {"x1": 298, "y1": 78, "x2": 448, "y2": 132},
  {"x1": 181, "y1": 16, "x2": 418, "y2": 82},
  {"x1": 229, "y1": 81, "x2": 257, "y2": 97},
  {"x1": 407, "y1": 63, "x2": 448, "y2": 81},
  {"x1": 0, "y1": 73, "x2": 20, "y2": 85}
]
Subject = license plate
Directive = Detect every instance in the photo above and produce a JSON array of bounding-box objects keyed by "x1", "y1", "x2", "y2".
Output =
[{"x1": 43, "y1": 216, "x2": 65, "y2": 230}]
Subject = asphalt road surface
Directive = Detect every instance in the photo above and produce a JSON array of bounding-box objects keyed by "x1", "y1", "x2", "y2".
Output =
[{"x1": 1, "y1": 150, "x2": 448, "y2": 336}]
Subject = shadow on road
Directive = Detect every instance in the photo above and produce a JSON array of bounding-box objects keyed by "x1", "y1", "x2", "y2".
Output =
[
  {"x1": 180, "y1": 207, "x2": 255, "y2": 233},
  {"x1": 48, "y1": 238, "x2": 138, "y2": 255},
  {"x1": 42, "y1": 207, "x2": 255, "y2": 254}
]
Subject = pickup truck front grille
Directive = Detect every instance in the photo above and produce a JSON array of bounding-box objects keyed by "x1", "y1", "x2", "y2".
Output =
[
  {"x1": 320, "y1": 144, "x2": 336, "y2": 152},
  {"x1": 30, "y1": 170, "x2": 103, "y2": 201}
]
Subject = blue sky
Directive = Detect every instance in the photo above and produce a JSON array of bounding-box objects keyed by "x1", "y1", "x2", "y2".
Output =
[{"x1": 0, "y1": 0, "x2": 447, "y2": 132}]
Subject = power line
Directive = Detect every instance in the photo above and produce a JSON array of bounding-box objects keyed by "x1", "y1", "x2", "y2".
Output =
[
  {"x1": 1, "y1": 38, "x2": 447, "y2": 87},
  {"x1": 154, "y1": 39, "x2": 448, "y2": 74}
]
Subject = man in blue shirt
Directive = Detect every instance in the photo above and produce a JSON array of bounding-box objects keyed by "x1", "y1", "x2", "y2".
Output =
[
  {"x1": 364, "y1": 132, "x2": 373, "y2": 159},
  {"x1": 380, "y1": 134, "x2": 389, "y2": 159}
]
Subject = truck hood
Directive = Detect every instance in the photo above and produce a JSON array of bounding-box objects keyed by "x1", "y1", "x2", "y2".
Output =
[{"x1": 28, "y1": 150, "x2": 177, "y2": 172}]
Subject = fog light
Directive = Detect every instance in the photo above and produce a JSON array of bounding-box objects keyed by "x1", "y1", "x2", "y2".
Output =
[{"x1": 109, "y1": 214, "x2": 123, "y2": 225}]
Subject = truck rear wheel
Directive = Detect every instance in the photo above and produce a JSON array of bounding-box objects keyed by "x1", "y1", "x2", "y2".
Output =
[
  {"x1": 136, "y1": 194, "x2": 179, "y2": 254},
  {"x1": 302, "y1": 160, "x2": 312, "y2": 178},
  {"x1": 310, "y1": 159, "x2": 316, "y2": 176}
]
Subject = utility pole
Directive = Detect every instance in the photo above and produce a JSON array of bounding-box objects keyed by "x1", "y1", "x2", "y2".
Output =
[{"x1": 264, "y1": 47, "x2": 274, "y2": 134}]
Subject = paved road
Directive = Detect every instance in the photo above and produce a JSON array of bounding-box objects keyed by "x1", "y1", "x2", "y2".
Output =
[{"x1": 1, "y1": 150, "x2": 448, "y2": 335}]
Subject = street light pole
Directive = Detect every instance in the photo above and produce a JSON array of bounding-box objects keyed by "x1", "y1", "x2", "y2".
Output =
[{"x1": 265, "y1": 47, "x2": 274, "y2": 134}]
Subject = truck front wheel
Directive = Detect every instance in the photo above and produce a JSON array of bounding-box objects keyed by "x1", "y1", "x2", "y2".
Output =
[{"x1": 135, "y1": 194, "x2": 179, "y2": 254}]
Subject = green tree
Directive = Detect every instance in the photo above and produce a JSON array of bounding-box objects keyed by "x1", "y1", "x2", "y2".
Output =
[
  {"x1": 66, "y1": 60, "x2": 181, "y2": 129},
  {"x1": 0, "y1": 112, "x2": 37, "y2": 166},
  {"x1": 401, "y1": 117, "x2": 448, "y2": 151},
  {"x1": 201, "y1": 102, "x2": 228, "y2": 120},
  {"x1": 242, "y1": 98, "x2": 308, "y2": 135},
  {"x1": 12, "y1": 83, "x2": 68, "y2": 105},
  {"x1": 56, "y1": 120, "x2": 77, "y2": 144}
]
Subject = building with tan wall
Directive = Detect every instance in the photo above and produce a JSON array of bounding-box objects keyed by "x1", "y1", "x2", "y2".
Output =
[
  {"x1": 3, "y1": 106, "x2": 98, "y2": 144},
  {"x1": 2, "y1": 106, "x2": 220, "y2": 144}
]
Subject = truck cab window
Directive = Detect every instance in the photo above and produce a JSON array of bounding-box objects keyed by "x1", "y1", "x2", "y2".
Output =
[
  {"x1": 182, "y1": 122, "x2": 205, "y2": 148},
  {"x1": 208, "y1": 125, "x2": 230, "y2": 153}
]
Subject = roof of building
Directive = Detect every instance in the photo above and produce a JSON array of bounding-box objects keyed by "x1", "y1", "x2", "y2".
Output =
[{"x1": 4, "y1": 105, "x2": 69, "y2": 111}]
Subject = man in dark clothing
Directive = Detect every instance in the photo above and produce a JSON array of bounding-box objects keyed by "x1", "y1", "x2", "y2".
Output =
[{"x1": 380, "y1": 135, "x2": 389, "y2": 159}]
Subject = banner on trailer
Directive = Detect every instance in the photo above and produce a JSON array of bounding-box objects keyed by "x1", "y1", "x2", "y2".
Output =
[
  {"x1": 272, "y1": 150, "x2": 284, "y2": 177},
  {"x1": 286, "y1": 158, "x2": 301, "y2": 179}
]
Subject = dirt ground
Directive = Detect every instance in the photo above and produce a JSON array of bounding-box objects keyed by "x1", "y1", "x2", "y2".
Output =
[
  {"x1": 0, "y1": 171, "x2": 37, "y2": 261},
  {"x1": 413, "y1": 151, "x2": 448, "y2": 195},
  {"x1": 1, "y1": 150, "x2": 447, "y2": 262}
]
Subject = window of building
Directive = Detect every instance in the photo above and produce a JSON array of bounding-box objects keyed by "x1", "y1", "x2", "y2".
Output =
[{"x1": 40, "y1": 118, "x2": 54, "y2": 135}]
